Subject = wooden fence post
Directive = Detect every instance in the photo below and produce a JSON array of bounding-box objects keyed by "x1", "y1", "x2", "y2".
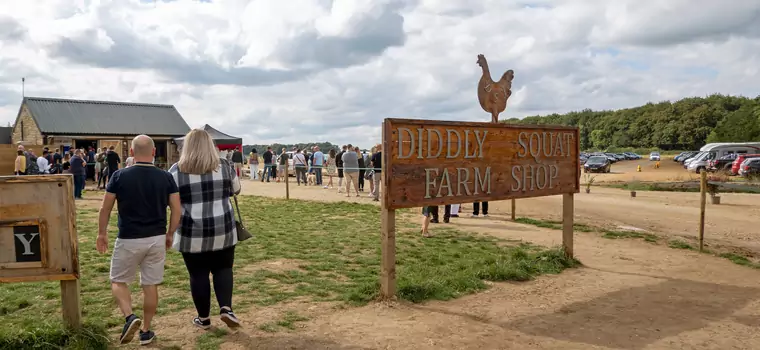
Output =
[
  {"x1": 285, "y1": 164, "x2": 290, "y2": 200},
  {"x1": 699, "y1": 171, "x2": 707, "y2": 252},
  {"x1": 511, "y1": 198, "x2": 516, "y2": 221},
  {"x1": 60, "y1": 279, "x2": 81, "y2": 329},
  {"x1": 562, "y1": 193, "x2": 574, "y2": 258}
]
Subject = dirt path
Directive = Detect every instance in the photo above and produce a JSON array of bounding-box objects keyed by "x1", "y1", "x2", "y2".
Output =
[
  {"x1": 240, "y1": 178, "x2": 760, "y2": 255},
  {"x1": 112, "y1": 181, "x2": 760, "y2": 350}
]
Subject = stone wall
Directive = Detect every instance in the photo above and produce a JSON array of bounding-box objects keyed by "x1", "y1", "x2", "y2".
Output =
[{"x1": 11, "y1": 104, "x2": 43, "y2": 145}]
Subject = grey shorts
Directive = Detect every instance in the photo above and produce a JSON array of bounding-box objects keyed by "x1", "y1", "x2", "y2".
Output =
[{"x1": 110, "y1": 235, "x2": 166, "y2": 286}]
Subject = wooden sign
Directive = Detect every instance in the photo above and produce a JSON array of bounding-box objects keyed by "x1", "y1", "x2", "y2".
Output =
[
  {"x1": 0, "y1": 175, "x2": 81, "y2": 328},
  {"x1": 382, "y1": 119, "x2": 580, "y2": 209}
]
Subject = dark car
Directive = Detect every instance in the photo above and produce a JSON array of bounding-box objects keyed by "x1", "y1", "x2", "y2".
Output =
[
  {"x1": 584, "y1": 156, "x2": 611, "y2": 173},
  {"x1": 741, "y1": 158, "x2": 760, "y2": 178},
  {"x1": 624, "y1": 152, "x2": 640, "y2": 160},
  {"x1": 677, "y1": 151, "x2": 698, "y2": 163},
  {"x1": 708, "y1": 153, "x2": 737, "y2": 172}
]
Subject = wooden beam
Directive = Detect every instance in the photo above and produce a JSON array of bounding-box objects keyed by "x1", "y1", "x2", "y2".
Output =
[
  {"x1": 699, "y1": 171, "x2": 707, "y2": 252},
  {"x1": 562, "y1": 193, "x2": 574, "y2": 258},
  {"x1": 60, "y1": 279, "x2": 82, "y2": 329},
  {"x1": 380, "y1": 206, "x2": 396, "y2": 299}
]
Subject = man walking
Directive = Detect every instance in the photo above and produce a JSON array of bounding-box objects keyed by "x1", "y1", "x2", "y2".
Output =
[
  {"x1": 342, "y1": 144, "x2": 360, "y2": 197},
  {"x1": 336, "y1": 145, "x2": 346, "y2": 192},
  {"x1": 231, "y1": 147, "x2": 244, "y2": 177},
  {"x1": 106, "y1": 145, "x2": 121, "y2": 183},
  {"x1": 312, "y1": 146, "x2": 324, "y2": 186},
  {"x1": 261, "y1": 147, "x2": 273, "y2": 182},
  {"x1": 371, "y1": 144, "x2": 382, "y2": 202},
  {"x1": 96, "y1": 135, "x2": 181, "y2": 345}
]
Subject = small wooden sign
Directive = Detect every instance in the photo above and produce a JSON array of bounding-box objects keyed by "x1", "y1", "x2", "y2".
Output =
[
  {"x1": 0, "y1": 175, "x2": 81, "y2": 329},
  {"x1": 382, "y1": 119, "x2": 580, "y2": 209},
  {"x1": 0, "y1": 219, "x2": 48, "y2": 269}
]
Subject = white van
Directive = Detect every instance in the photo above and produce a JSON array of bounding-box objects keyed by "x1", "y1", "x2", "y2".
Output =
[{"x1": 687, "y1": 143, "x2": 760, "y2": 173}]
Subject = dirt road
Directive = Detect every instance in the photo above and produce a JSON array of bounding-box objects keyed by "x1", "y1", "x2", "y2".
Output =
[{"x1": 241, "y1": 175, "x2": 760, "y2": 255}]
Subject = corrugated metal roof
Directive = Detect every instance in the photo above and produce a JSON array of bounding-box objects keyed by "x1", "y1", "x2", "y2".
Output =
[
  {"x1": 24, "y1": 97, "x2": 191, "y2": 136},
  {"x1": 0, "y1": 127, "x2": 11, "y2": 144}
]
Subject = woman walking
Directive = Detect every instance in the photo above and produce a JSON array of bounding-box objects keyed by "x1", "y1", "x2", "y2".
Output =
[
  {"x1": 168, "y1": 129, "x2": 242, "y2": 330},
  {"x1": 324, "y1": 149, "x2": 337, "y2": 189},
  {"x1": 356, "y1": 147, "x2": 365, "y2": 192},
  {"x1": 248, "y1": 149, "x2": 259, "y2": 180},
  {"x1": 14, "y1": 150, "x2": 26, "y2": 175}
]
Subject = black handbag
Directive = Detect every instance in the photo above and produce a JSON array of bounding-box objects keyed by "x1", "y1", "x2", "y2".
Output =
[{"x1": 232, "y1": 195, "x2": 253, "y2": 241}]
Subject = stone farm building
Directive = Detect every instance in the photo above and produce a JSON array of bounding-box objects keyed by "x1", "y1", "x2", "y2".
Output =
[{"x1": 10, "y1": 97, "x2": 191, "y2": 168}]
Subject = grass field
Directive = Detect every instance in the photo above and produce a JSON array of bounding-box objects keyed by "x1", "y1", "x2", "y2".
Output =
[{"x1": 0, "y1": 196, "x2": 579, "y2": 349}]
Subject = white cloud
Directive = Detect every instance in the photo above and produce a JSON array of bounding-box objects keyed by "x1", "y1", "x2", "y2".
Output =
[{"x1": 0, "y1": 0, "x2": 758, "y2": 148}]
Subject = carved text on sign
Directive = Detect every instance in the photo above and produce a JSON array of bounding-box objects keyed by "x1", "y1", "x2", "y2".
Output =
[{"x1": 383, "y1": 119, "x2": 580, "y2": 209}]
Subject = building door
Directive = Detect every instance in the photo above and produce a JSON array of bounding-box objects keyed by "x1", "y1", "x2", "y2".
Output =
[{"x1": 99, "y1": 140, "x2": 122, "y2": 159}]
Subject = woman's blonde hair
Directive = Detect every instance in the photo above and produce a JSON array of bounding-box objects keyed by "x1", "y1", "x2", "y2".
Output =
[{"x1": 178, "y1": 129, "x2": 220, "y2": 174}]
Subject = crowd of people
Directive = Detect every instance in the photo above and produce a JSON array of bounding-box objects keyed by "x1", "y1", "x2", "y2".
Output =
[
  {"x1": 248, "y1": 143, "x2": 383, "y2": 201},
  {"x1": 13, "y1": 144, "x2": 124, "y2": 199}
]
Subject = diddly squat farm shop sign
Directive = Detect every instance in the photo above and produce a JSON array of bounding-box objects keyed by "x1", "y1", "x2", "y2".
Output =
[{"x1": 382, "y1": 119, "x2": 580, "y2": 209}]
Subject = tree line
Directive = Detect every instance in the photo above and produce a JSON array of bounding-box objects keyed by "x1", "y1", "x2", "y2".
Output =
[{"x1": 503, "y1": 94, "x2": 760, "y2": 151}]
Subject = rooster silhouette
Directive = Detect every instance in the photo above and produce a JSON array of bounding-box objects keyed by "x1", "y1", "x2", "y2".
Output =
[{"x1": 476, "y1": 54, "x2": 514, "y2": 123}]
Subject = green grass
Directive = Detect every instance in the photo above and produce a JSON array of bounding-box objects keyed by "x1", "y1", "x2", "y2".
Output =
[
  {"x1": 0, "y1": 196, "x2": 579, "y2": 349},
  {"x1": 195, "y1": 328, "x2": 228, "y2": 350},
  {"x1": 667, "y1": 240, "x2": 695, "y2": 250}
]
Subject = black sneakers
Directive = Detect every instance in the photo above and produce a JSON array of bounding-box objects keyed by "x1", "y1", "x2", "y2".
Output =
[
  {"x1": 220, "y1": 309, "x2": 241, "y2": 328},
  {"x1": 119, "y1": 314, "x2": 142, "y2": 344},
  {"x1": 139, "y1": 330, "x2": 155, "y2": 345},
  {"x1": 193, "y1": 317, "x2": 211, "y2": 330}
]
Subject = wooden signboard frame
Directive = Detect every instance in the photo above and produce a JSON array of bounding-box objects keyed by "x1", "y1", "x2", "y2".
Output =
[
  {"x1": 380, "y1": 118, "x2": 580, "y2": 299},
  {"x1": 0, "y1": 175, "x2": 81, "y2": 328}
]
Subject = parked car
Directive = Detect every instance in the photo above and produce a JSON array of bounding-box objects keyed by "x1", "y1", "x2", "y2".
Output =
[
  {"x1": 732, "y1": 154, "x2": 760, "y2": 175},
  {"x1": 739, "y1": 158, "x2": 760, "y2": 177},
  {"x1": 686, "y1": 152, "x2": 712, "y2": 173},
  {"x1": 649, "y1": 152, "x2": 661, "y2": 161},
  {"x1": 624, "y1": 152, "x2": 640, "y2": 160},
  {"x1": 677, "y1": 151, "x2": 699, "y2": 163},
  {"x1": 707, "y1": 153, "x2": 737, "y2": 172},
  {"x1": 584, "y1": 156, "x2": 611, "y2": 173},
  {"x1": 614, "y1": 153, "x2": 627, "y2": 161},
  {"x1": 603, "y1": 153, "x2": 619, "y2": 163}
]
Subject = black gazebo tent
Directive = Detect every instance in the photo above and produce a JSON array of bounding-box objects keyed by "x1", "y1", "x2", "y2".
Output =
[{"x1": 175, "y1": 124, "x2": 242, "y2": 150}]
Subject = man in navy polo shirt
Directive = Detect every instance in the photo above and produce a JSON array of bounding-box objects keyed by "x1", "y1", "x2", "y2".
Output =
[{"x1": 97, "y1": 135, "x2": 181, "y2": 345}]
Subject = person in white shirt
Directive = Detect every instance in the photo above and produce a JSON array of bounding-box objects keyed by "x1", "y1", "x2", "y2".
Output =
[{"x1": 37, "y1": 150, "x2": 51, "y2": 174}]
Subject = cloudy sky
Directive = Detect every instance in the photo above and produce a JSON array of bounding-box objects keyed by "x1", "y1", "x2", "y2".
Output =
[{"x1": 0, "y1": 0, "x2": 758, "y2": 147}]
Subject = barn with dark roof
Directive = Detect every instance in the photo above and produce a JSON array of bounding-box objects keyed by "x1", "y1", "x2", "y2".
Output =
[{"x1": 10, "y1": 97, "x2": 191, "y2": 167}]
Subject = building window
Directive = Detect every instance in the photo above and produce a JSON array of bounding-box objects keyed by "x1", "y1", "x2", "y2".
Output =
[{"x1": 20, "y1": 121, "x2": 24, "y2": 140}]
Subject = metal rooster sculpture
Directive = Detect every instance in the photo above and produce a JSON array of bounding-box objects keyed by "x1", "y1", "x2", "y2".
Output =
[{"x1": 476, "y1": 54, "x2": 514, "y2": 123}]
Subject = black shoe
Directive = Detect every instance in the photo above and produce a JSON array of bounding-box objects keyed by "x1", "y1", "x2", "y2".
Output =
[
  {"x1": 430, "y1": 219, "x2": 439, "y2": 223},
  {"x1": 119, "y1": 314, "x2": 142, "y2": 344},
  {"x1": 139, "y1": 330, "x2": 155, "y2": 345},
  {"x1": 443, "y1": 217, "x2": 450, "y2": 223},
  {"x1": 193, "y1": 317, "x2": 211, "y2": 330},
  {"x1": 220, "y1": 308, "x2": 240, "y2": 328}
]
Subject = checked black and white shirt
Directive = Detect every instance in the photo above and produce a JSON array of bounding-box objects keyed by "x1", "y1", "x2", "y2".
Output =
[{"x1": 169, "y1": 158, "x2": 241, "y2": 253}]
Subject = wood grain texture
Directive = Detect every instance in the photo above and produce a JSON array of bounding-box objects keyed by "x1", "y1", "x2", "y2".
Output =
[
  {"x1": 383, "y1": 119, "x2": 580, "y2": 209},
  {"x1": 0, "y1": 175, "x2": 78, "y2": 283}
]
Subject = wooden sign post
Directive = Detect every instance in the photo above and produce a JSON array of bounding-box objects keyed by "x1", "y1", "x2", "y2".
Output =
[
  {"x1": 0, "y1": 175, "x2": 81, "y2": 329},
  {"x1": 380, "y1": 119, "x2": 580, "y2": 299}
]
